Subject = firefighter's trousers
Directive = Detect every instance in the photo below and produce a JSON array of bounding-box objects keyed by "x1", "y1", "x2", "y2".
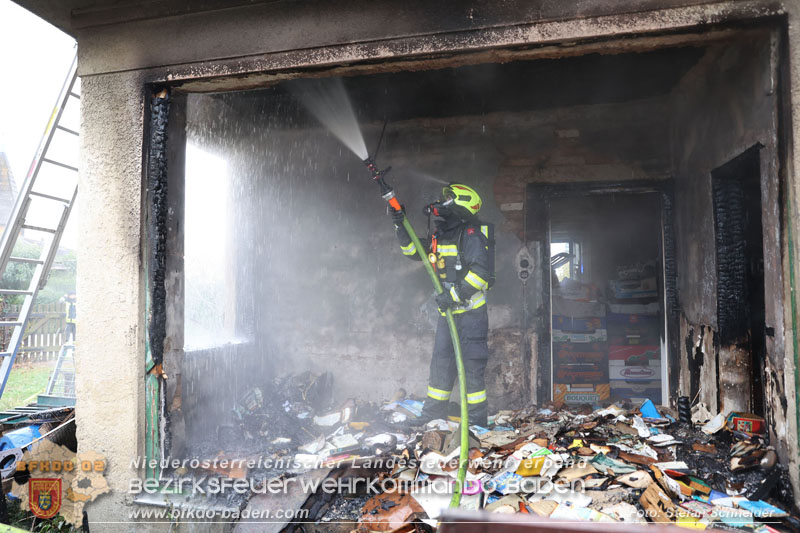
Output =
[{"x1": 421, "y1": 306, "x2": 489, "y2": 427}]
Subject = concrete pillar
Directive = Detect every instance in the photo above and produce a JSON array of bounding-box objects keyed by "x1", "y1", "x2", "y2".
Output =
[{"x1": 76, "y1": 70, "x2": 147, "y2": 527}]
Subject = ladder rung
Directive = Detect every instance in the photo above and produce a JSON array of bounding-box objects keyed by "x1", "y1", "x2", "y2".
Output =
[
  {"x1": 55, "y1": 125, "x2": 79, "y2": 136},
  {"x1": 0, "y1": 353, "x2": 11, "y2": 358},
  {"x1": 29, "y1": 191, "x2": 71, "y2": 203},
  {"x1": 0, "y1": 289, "x2": 32, "y2": 296},
  {"x1": 0, "y1": 322, "x2": 22, "y2": 327},
  {"x1": 42, "y1": 158, "x2": 78, "y2": 172},
  {"x1": 69, "y1": 92, "x2": 80, "y2": 99},
  {"x1": 21, "y1": 224, "x2": 57, "y2": 234},
  {"x1": 9, "y1": 257, "x2": 44, "y2": 265}
]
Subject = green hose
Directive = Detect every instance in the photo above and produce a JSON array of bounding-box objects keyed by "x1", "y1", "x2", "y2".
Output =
[{"x1": 399, "y1": 216, "x2": 469, "y2": 507}]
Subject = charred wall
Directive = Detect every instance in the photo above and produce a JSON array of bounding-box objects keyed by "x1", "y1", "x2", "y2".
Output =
[{"x1": 670, "y1": 33, "x2": 790, "y2": 449}]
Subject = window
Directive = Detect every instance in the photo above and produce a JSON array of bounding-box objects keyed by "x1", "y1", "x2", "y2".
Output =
[{"x1": 551, "y1": 240, "x2": 582, "y2": 282}]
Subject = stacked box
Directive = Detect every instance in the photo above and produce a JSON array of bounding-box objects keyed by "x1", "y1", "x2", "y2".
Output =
[
  {"x1": 554, "y1": 343, "x2": 608, "y2": 364},
  {"x1": 552, "y1": 330, "x2": 608, "y2": 343},
  {"x1": 555, "y1": 364, "x2": 608, "y2": 384},
  {"x1": 552, "y1": 298, "x2": 606, "y2": 318},
  {"x1": 609, "y1": 345, "x2": 662, "y2": 403},
  {"x1": 609, "y1": 360, "x2": 660, "y2": 381},
  {"x1": 610, "y1": 277, "x2": 658, "y2": 299},
  {"x1": 553, "y1": 383, "x2": 610, "y2": 406},
  {"x1": 608, "y1": 345, "x2": 660, "y2": 365},
  {"x1": 608, "y1": 302, "x2": 659, "y2": 315},
  {"x1": 608, "y1": 380, "x2": 662, "y2": 404},
  {"x1": 607, "y1": 313, "x2": 660, "y2": 345},
  {"x1": 552, "y1": 297, "x2": 609, "y2": 402},
  {"x1": 552, "y1": 314, "x2": 608, "y2": 343},
  {"x1": 607, "y1": 263, "x2": 662, "y2": 404},
  {"x1": 553, "y1": 315, "x2": 606, "y2": 333}
]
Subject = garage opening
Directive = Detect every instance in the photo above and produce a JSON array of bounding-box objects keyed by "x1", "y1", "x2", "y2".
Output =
[
  {"x1": 155, "y1": 30, "x2": 785, "y2": 506},
  {"x1": 170, "y1": 46, "x2": 701, "y2": 456}
]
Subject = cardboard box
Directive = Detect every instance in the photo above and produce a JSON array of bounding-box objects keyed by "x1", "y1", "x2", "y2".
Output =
[
  {"x1": 554, "y1": 342, "x2": 608, "y2": 364},
  {"x1": 611, "y1": 277, "x2": 658, "y2": 299},
  {"x1": 553, "y1": 315, "x2": 606, "y2": 333},
  {"x1": 610, "y1": 379, "x2": 662, "y2": 404},
  {"x1": 608, "y1": 345, "x2": 660, "y2": 365},
  {"x1": 554, "y1": 363, "x2": 608, "y2": 384},
  {"x1": 553, "y1": 383, "x2": 610, "y2": 406},
  {"x1": 552, "y1": 297, "x2": 606, "y2": 318},
  {"x1": 608, "y1": 302, "x2": 659, "y2": 315},
  {"x1": 609, "y1": 335, "x2": 655, "y2": 346},
  {"x1": 607, "y1": 313, "x2": 661, "y2": 329},
  {"x1": 552, "y1": 329, "x2": 607, "y2": 343},
  {"x1": 609, "y1": 360, "x2": 661, "y2": 381},
  {"x1": 607, "y1": 313, "x2": 660, "y2": 344},
  {"x1": 726, "y1": 412, "x2": 766, "y2": 435}
]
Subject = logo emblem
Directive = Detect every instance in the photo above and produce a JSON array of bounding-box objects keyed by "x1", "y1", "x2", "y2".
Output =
[
  {"x1": 621, "y1": 367, "x2": 656, "y2": 378},
  {"x1": 467, "y1": 228, "x2": 475, "y2": 235},
  {"x1": 29, "y1": 478, "x2": 61, "y2": 519}
]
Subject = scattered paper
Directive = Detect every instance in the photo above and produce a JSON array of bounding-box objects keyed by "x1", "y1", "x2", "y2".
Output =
[
  {"x1": 550, "y1": 503, "x2": 615, "y2": 523},
  {"x1": 313, "y1": 412, "x2": 341, "y2": 426},
  {"x1": 616, "y1": 470, "x2": 653, "y2": 489},
  {"x1": 639, "y1": 483, "x2": 677, "y2": 524},
  {"x1": 602, "y1": 502, "x2": 647, "y2": 523},
  {"x1": 299, "y1": 434, "x2": 326, "y2": 454},
  {"x1": 632, "y1": 416, "x2": 651, "y2": 438},
  {"x1": 701, "y1": 413, "x2": 725, "y2": 435},
  {"x1": 737, "y1": 500, "x2": 788, "y2": 518}
]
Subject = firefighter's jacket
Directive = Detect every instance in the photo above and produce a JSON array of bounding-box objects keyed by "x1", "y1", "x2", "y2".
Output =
[
  {"x1": 396, "y1": 219, "x2": 491, "y2": 314},
  {"x1": 65, "y1": 300, "x2": 76, "y2": 324}
]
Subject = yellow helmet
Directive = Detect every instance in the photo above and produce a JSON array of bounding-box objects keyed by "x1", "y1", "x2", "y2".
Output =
[{"x1": 443, "y1": 183, "x2": 482, "y2": 216}]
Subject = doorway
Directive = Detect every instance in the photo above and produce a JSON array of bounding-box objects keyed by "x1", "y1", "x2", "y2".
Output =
[
  {"x1": 527, "y1": 182, "x2": 676, "y2": 407},
  {"x1": 712, "y1": 146, "x2": 766, "y2": 415}
]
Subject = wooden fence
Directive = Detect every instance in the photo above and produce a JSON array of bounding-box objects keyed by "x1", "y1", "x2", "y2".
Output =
[{"x1": 0, "y1": 302, "x2": 68, "y2": 362}]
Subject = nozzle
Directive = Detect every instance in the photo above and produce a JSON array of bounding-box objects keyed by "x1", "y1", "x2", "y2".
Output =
[
  {"x1": 363, "y1": 157, "x2": 391, "y2": 181},
  {"x1": 364, "y1": 156, "x2": 394, "y2": 198}
]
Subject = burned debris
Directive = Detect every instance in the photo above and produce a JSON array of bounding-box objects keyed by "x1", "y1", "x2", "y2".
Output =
[{"x1": 157, "y1": 372, "x2": 799, "y2": 531}]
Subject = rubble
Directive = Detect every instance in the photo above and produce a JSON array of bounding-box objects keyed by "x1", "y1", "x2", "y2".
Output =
[{"x1": 166, "y1": 372, "x2": 799, "y2": 531}]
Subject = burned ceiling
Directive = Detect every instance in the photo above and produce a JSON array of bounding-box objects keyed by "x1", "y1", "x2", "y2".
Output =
[{"x1": 215, "y1": 46, "x2": 706, "y2": 128}]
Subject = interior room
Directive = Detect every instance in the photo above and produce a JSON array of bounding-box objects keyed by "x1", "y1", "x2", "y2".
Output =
[{"x1": 160, "y1": 30, "x2": 784, "y2": 462}]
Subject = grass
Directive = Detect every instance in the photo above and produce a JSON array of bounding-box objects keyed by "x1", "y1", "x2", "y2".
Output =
[
  {"x1": 0, "y1": 362, "x2": 52, "y2": 411},
  {"x1": 7, "y1": 501, "x2": 80, "y2": 532}
]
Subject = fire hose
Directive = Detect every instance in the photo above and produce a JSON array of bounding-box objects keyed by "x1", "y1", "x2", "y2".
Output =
[{"x1": 363, "y1": 157, "x2": 469, "y2": 508}]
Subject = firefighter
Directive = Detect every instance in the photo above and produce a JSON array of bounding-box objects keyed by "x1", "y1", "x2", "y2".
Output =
[
  {"x1": 391, "y1": 184, "x2": 491, "y2": 427},
  {"x1": 62, "y1": 293, "x2": 76, "y2": 342}
]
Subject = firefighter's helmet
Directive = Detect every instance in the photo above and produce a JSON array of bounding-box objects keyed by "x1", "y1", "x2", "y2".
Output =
[{"x1": 443, "y1": 183, "x2": 482, "y2": 216}]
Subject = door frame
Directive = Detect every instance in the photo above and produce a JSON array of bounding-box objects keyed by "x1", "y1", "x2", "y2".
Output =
[{"x1": 526, "y1": 179, "x2": 678, "y2": 405}]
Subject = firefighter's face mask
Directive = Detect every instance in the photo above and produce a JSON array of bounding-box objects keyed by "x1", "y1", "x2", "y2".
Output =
[
  {"x1": 436, "y1": 196, "x2": 455, "y2": 218},
  {"x1": 424, "y1": 196, "x2": 455, "y2": 218}
]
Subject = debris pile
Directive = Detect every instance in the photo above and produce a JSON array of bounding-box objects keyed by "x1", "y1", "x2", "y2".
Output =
[{"x1": 185, "y1": 373, "x2": 798, "y2": 531}]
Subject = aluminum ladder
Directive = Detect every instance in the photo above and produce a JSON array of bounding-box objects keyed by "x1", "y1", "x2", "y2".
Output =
[
  {"x1": 0, "y1": 56, "x2": 79, "y2": 399},
  {"x1": 45, "y1": 341, "x2": 75, "y2": 398}
]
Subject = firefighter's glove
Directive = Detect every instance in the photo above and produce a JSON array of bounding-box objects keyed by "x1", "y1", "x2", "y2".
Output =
[
  {"x1": 435, "y1": 289, "x2": 459, "y2": 311},
  {"x1": 390, "y1": 206, "x2": 406, "y2": 227}
]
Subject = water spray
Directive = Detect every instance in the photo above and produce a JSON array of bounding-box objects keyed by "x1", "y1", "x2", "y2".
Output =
[
  {"x1": 362, "y1": 154, "x2": 470, "y2": 508},
  {"x1": 290, "y1": 79, "x2": 469, "y2": 506}
]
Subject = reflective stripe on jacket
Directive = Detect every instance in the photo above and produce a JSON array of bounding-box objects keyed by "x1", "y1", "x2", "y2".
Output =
[{"x1": 395, "y1": 221, "x2": 490, "y2": 315}]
